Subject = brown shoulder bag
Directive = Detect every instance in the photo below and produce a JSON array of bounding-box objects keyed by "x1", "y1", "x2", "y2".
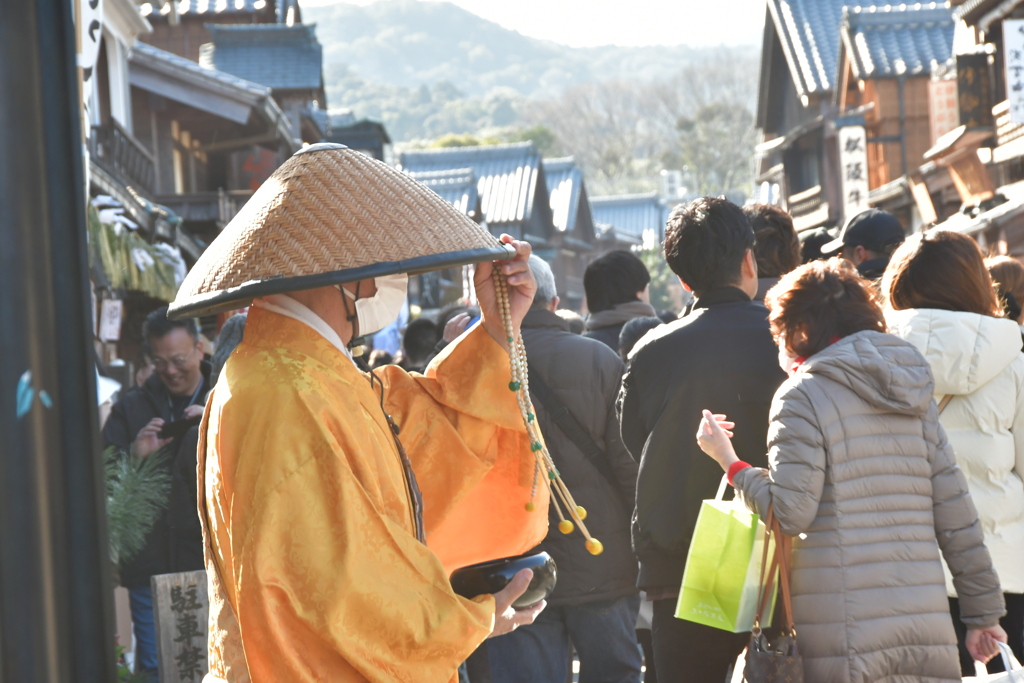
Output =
[{"x1": 743, "y1": 505, "x2": 803, "y2": 683}]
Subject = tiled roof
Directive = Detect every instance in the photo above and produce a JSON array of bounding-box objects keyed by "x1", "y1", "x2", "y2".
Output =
[
  {"x1": 199, "y1": 24, "x2": 323, "y2": 92},
  {"x1": 140, "y1": 0, "x2": 268, "y2": 18},
  {"x1": 590, "y1": 193, "x2": 666, "y2": 240},
  {"x1": 842, "y1": 3, "x2": 954, "y2": 79},
  {"x1": 407, "y1": 168, "x2": 479, "y2": 217},
  {"x1": 767, "y1": 0, "x2": 883, "y2": 97},
  {"x1": 398, "y1": 142, "x2": 543, "y2": 227},
  {"x1": 132, "y1": 41, "x2": 271, "y2": 98},
  {"x1": 543, "y1": 157, "x2": 586, "y2": 234},
  {"x1": 129, "y1": 42, "x2": 300, "y2": 151}
]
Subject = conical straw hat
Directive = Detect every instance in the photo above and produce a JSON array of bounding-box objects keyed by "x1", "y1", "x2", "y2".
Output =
[{"x1": 168, "y1": 144, "x2": 512, "y2": 318}]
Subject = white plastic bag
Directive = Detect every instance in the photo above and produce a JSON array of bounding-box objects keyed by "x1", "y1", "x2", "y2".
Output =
[{"x1": 965, "y1": 642, "x2": 1024, "y2": 682}]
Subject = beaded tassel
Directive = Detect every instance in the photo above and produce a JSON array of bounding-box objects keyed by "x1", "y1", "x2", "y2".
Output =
[{"x1": 494, "y1": 269, "x2": 603, "y2": 556}]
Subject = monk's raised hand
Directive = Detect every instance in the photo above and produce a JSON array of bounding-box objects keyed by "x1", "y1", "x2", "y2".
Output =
[
  {"x1": 475, "y1": 235, "x2": 536, "y2": 353},
  {"x1": 487, "y1": 568, "x2": 546, "y2": 638}
]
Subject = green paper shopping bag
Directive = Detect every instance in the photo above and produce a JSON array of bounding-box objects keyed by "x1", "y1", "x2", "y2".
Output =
[{"x1": 675, "y1": 475, "x2": 776, "y2": 633}]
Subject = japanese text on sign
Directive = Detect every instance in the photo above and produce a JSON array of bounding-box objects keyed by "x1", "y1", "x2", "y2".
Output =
[
  {"x1": 929, "y1": 79, "x2": 959, "y2": 145},
  {"x1": 152, "y1": 571, "x2": 209, "y2": 683},
  {"x1": 1005, "y1": 20, "x2": 1024, "y2": 125},
  {"x1": 838, "y1": 125, "x2": 870, "y2": 224}
]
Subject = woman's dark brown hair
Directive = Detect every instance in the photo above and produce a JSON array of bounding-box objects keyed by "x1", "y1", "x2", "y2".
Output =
[
  {"x1": 744, "y1": 204, "x2": 801, "y2": 278},
  {"x1": 765, "y1": 258, "x2": 886, "y2": 358},
  {"x1": 882, "y1": 230, "x2": 1003, "y2": 317},
  {"x1": 986, "y1": 255, "x2": 1024, "y2": 322}
]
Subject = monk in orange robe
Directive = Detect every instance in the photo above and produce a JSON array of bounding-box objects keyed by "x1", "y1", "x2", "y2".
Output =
[{"x1": 198, "y1": 237, "x2": 548, "y2": 682}]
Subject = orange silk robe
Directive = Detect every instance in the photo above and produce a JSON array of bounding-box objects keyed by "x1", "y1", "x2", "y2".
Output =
[{"x1": 199, "y1": 306, "x2": 548, "y2": 682}]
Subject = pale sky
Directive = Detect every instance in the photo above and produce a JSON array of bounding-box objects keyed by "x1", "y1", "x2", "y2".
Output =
[{"x1": 301, "y1": 0, "x2": 766, "y2": 48}]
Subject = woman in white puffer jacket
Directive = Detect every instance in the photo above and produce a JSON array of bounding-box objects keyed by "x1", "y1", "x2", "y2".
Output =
[{"x1": 884, "y1": 230, "x2": 1024, "y2": 676}]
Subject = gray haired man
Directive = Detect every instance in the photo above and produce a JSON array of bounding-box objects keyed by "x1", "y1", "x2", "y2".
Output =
[{"x1": 486, "y1": 255, "x2": 643, "y2": 683}]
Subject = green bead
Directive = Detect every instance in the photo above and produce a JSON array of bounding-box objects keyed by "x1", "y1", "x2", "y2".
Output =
[
  {"x1": 508, "y1": 336, "x2": 515, "y2": 343},
  {"x1": 509, "y1": 381, "x2": 521, "y2": 391},
  {"x1": 549, "y1": 470, "x2": 557, "y2": 480},
  {"x1": 531, "y1": 442, "x2": 542, "y2": 452},
  {"x1": 527, "y1": 412, "x2": 535, "y2": 422}
]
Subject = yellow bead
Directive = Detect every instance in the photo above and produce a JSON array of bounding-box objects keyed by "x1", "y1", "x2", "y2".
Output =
[
  {"x1": 558, "y1": 520, "x2": 574, "y2": 535},
  {"x1": 525, "y1": 502, "x2": 535, "y2": 512},
  {"x1": 585, "y1": 538, "x2": 604, "y2": 556},
  {"x1": 575, "y1": 506, "x2": 587, "y2": 520}
]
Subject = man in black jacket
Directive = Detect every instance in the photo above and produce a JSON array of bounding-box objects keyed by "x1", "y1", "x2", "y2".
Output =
[
  {"x1": 103, "y1": 305, "x2": 209, "y2": 681},
  {"x1": 618, "y1": 197, "x2": 786, "y2": 681},
  {"x1": 487, "y1": 255, "x2": 642, "y2": 683}
]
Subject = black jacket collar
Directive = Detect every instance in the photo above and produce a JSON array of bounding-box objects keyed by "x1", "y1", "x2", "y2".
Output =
[
  {"x1": 522, "y1": 308, "x2": 571, "y2": 331},
  {"x1": 692, "y1": 286, "x2": 752, "y2": 310}
]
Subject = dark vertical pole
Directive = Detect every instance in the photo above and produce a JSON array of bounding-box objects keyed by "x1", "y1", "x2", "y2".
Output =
[{"x1": 0, "y1": 0, "x2": 116, "y2": 681}]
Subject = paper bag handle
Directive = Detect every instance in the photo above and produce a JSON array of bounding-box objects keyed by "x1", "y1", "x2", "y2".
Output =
[
  {"x1": 974, "y1": 641, "x2": 1023, "y2": 676},
  {"x1": 715, "y1": 474, "x2": 729, "y2": 501}
]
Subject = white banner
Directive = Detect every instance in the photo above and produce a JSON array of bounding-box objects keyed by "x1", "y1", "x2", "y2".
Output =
[
  {"x1": 838, "y1": 125, "x2": 870, "y2": 224},
  {"x1": 79, "y1": 0, "x2": 104, "y2": 86},
  {"x1": 1005, "y1": 19, "x2": 1024, "y2": 125}
]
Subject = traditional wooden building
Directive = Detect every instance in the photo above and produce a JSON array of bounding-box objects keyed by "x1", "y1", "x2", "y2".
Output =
[
  {"x1": 138, "y1": 0, "x2": 296, "y2": 63},
  {"x1": 920, "y1": 0, "x2": 1024, "y2": 252},
  {"x1": 127, "y1": 42, "x2": 300, "y2": 244},
  {"x1": 756, "y1": 0, "x2": 856, "y2": 232},
  {"x1": 589, "y1": 193, "x2": 669, "y2": 251},
  {"x1": 327, "y1": 110, "x2": 392, "y2": 162},
  {"x1": 200, "y1": 23, "x2": 327, "y2": 143},
  {"x1": 835, "y1": 3, "x2": 955, "y2": 228},
  {"x1": 542, "y1": 158, "x2": 596, "y2": 308}
]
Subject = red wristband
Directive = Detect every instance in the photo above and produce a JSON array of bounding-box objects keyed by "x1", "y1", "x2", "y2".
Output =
[{"x1": 727, "y1": 461, "x2": 752, "y2": 485}]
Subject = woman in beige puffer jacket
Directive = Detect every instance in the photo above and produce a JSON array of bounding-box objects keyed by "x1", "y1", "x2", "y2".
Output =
[
  {"x1": 884, "y1": 230, "x2": 1024, "y2": 674},
  {"x1": 697, "y1": 259, "x2": 1007, "y2": 683}
]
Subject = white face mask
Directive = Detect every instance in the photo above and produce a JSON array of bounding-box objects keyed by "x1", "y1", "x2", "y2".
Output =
[
  {"x1": 777, "y1": 336, "x2": 798, "y2": 377},
  {"x1": 341, "y1": 274, "x2": 408, "y2": 337}
]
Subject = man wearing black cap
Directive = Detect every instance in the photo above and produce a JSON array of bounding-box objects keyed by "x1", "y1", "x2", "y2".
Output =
[{"x1": 821, "y1": 208, "x2": 906, "y2": 279}]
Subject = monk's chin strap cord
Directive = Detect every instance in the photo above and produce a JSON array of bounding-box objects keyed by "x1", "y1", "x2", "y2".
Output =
[{"x1": 369, "y1": 366, "x2": 426, "y2": 543}]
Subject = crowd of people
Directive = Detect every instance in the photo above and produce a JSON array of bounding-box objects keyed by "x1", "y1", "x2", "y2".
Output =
[{"x1": 101, "y1": 189, "x2": 1024, "y2": 683}]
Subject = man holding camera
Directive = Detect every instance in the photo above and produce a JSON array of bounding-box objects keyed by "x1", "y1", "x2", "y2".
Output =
[{"x1": 102, "y1": 304, "x2": 211, "y2": 682}]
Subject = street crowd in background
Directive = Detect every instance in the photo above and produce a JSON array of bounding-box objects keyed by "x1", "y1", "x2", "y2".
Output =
[{"x1": 99, "y1": 195, "x2": 1024, "y2": 683}]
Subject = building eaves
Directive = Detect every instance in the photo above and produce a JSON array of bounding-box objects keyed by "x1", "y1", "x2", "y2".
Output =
[
  {"x1": 407, "y1": 168, "x2": 479, "y2": 217},
  {"x1": 590, "y1": 193, "x2": 663, "y2": 239},
  {"x1": 140, "y1": 0, "x2": 268, "y2": 18},
  {"x1": 767, "y1": 0, "x2": 884, "y2": 99},
  {"x1": 543, "y1": 157, "x2": 584, "y2": 233},
  {"x1": 841, "y1": 3, "x2": 954, "y2": 80},
  {"x1": 200, "y1": 23, "x2": 323, "y2": 92},
  {"x1": 398, "y1": 142, "x2": 542, "y2": 227},
  {"x1": 129, "y1": 42, "x2": 300, "y2": 151}
]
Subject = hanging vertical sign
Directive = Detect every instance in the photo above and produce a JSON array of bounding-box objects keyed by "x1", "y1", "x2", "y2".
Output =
[
  {"x1": 78, "y1": 0, "x2": 103, "y2": 87},
  {"x1": 98, "y1": 298, "x2": 123, "y2": 342},
  {"x1": 928, "y1": 79, "x2": 959, "y2": 145},
  {"x1": 958, "y1": 53, "x2": 994, "y2": 129},
  {"x1": 838, "y1": 125, "x2": 870, "y2": 224},
  {"x1": 1004, "y1": 20, "x2": 1024, "y2": 124}
]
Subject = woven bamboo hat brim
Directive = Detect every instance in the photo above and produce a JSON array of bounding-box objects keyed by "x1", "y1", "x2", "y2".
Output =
[{"x1": 168, "y1": 143, "x2": 513, "y2": 319}]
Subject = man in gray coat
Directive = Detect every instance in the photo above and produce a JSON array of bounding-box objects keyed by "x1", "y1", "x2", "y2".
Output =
[{"x1": 486, "y1": 255, "x2": 642, "y2": 683}]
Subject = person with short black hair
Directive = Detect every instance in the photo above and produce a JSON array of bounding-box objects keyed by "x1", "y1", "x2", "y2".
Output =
[
  {"x1": 799, "y1": 226, "x2": 834, "y2": 264},
  {"x1": 102, "y1": 304, "x2": 211, "y2": 681},
  {"x1": 821, "y1": 208, "x2": 905, "y2": 279},
  {"x1": 583, "y1": 250, "x2": 656, "y2": 351},
  {"x1": 618, "y1": 196, "x2": 787, "y2": 681},
  {"x1": 744, "y1": 203, "x2": 800, "y2": 302},
  {"x1": 400, "y1": 317, "x2": 441, "y2": 373}
]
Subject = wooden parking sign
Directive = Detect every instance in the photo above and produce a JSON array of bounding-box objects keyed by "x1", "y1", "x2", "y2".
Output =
[{"x1": 151, "y1": 571, "x2": 209, "y2": 683}]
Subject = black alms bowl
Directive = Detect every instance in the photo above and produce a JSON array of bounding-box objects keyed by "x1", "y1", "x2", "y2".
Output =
[{"x1": 450, "y1": 551, "x2": 557, "y2": 609}]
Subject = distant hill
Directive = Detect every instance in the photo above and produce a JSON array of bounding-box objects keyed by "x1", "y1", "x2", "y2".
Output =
[{"x1": 305, "y1": 0, "x2": 752, "y2": 100}]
